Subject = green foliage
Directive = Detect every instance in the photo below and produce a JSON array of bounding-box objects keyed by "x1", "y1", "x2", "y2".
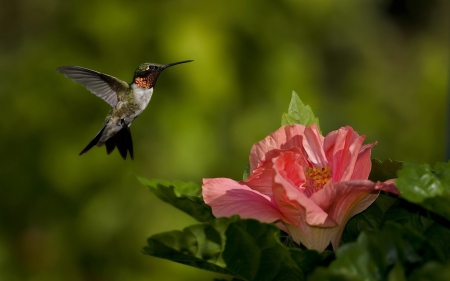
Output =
[
  {"x1": 343, "y1": 194, "x2": 450, "y2": 261},
  {"x1": 369, "y1": 159, "x2": 403, "y2": 182},
  {"x1": 243, "y1": 163, "x2": 250, "y2": 181},
  {"x1": 396, "y1": 162, "x2": 450, "y2": 221},
  {"x1": 281, "y1": 91, "x2": 320, "y2": 130},
  {"x1": 309, "y1": 223, "x2": 443, "y2": 281},
  {"x1": 409, "y1": 261, "x2": 450, "y2": 281},
  {"x1": 143, "y1": 216, "x2": 330, "y2": 281},
  {"x1": 138, "y1": 178, "x2": 215, "y2": 222},
  {"x1": 341, "y1": 193, "x2": 397, "y2": 243}
]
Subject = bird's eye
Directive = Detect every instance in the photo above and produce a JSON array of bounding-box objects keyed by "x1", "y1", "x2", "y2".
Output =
[{"x1": 147, "y1": 65, "x2": 157, "y2": 71}]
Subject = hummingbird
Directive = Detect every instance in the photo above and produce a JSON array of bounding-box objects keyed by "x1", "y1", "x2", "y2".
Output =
[{"x1": 57, "y1": 60, "x2": 193, "y2": 160}]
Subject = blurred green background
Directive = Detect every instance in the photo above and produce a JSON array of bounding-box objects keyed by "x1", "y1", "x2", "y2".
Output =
[{"x1": 0, "y1": 0, "x2": 448, "y2": 280}]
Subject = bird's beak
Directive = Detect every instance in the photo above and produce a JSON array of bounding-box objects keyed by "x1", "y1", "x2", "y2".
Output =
[{"x1": 162, "y1": 60, "x2": 194, "y2": 70}]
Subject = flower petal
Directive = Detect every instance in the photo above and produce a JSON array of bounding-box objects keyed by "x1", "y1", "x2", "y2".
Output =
[
  {"x1": 324, "y1": 126, "x2": 365, "y2": 182},
  {"x1": 375, "y1": 179, "x2": 400, "y2": 195},
  {"x1": 245, "y1": 147, "x2": 308, "y2": 197},
  {"x1": 249, "y1": 125, "x2": 306, "y2": 172},
  {"x1": 303, "y1": 124, "x2": 327, "y2": 167},
  {"x1": 350, "y1": 142, "x2": 376, "y2": 180},
  {"x1": 285, "y1": 223, "x2": 339, "y2": 252},
  {"x1": 309, "y1": 180, "x2": 387, "y2": 250},
  {"x1": 202, "y1": 178, "x2": 283, "y2": 223},
  {"x1": 272, "y1": 153, "x2": 337, "y2": 228}
]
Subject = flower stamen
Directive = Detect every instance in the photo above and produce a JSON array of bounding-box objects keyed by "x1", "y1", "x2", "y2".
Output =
[{"x1": 305, "y1": 166, "x2": 331, "y2": 191}]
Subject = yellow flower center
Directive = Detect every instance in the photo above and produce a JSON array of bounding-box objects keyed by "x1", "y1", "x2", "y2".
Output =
[{"x1": 305, "y1": 166, "x2": 332, "y2": 191}]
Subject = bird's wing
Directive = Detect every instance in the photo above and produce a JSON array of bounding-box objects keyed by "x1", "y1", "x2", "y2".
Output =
[{"x1": 57, "y1": 66, "x2": 129, "y2": 107}]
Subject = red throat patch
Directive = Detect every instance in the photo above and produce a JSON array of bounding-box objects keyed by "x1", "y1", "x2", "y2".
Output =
[{"x1": 134, "y1": 76, "x2": 152, "y2": 88}]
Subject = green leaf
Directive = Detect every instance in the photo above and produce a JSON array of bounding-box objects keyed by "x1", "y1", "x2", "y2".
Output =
[
  {"x1": 387, "y1": 262, "x2": 406, "y2": 281},
  {"x1": 243, "y1": 163, "x2": 250, "y2": 181},
  {"x1": 289, "y1": 248, "x2": 334, "y2": 275},
  {"x1": 308, "y1": 223, "x2": 444, "y2": 281},
  {"x1": 409, "y1": 261, "x2": 450, "y2": 281},
  {"x1": 137, "y1": 177, "x2": 215, "y2": 222},
  {"x1": 369, "y1": 159, "x2": 403, "y2": 182},
  {"x1": 143, "y1": 216, "x2": 329, "y2": 281},
  {"x1": 281, "y1": 91, "x2": 320, "y2": 130},
  {"x1": 383, "y1": 198, "x2": 450, "y2": 260},
  {"x1": 343, "y1": 193, "x2": 450, "y2": 260},
  {"x1": 342, "y1": 193, "x2": 397, "y2": 243},
  {"x1": 396, "y1": 162, "x2": 450, "y2": 221}
]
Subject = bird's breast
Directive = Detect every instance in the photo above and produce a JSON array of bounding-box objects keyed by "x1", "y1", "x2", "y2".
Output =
[{"x1": 132, "y1": 84, "x2": 153, "y2": 111}]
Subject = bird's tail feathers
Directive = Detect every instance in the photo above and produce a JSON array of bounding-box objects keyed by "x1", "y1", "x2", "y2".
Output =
[
  {"x1": 105, "y1": 126, "x2": 134, "y2": 160},
  {"x1": 79, "y1": 125, "x2": 106, "y2": 156},
  {"x1": 79, "y1": 125, "x2": 134, "y2": 160}
]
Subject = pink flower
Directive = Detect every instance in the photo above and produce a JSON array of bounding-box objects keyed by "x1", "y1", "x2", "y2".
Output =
[{"x1": 202, "y1": 124, "x2": 398, "y2": 252}]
